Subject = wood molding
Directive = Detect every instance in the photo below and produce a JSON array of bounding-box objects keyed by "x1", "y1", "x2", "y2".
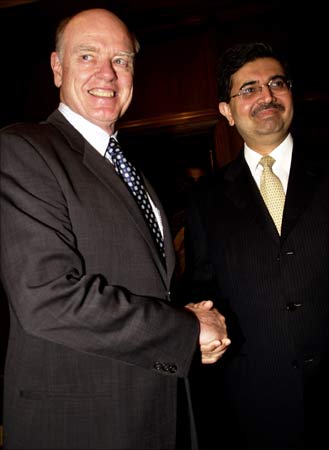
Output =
[{"x1": 118, "y1": 108, "x2": 219, "y2": 136}]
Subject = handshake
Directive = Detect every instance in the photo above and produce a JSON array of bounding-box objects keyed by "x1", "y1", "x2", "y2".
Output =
[{"x1": 185, "y1": 300, "x2": 231, "y2": 364}]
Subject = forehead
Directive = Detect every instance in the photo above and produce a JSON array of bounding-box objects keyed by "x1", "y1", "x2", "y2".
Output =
[
  {"x1": 64, "y1": 13, "x2": 134, "y2": 53},
  {"x1": 232, "y1": 57, "x2": 285, "y2": 86}
]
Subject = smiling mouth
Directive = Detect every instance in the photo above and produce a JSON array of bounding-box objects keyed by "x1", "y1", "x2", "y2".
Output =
[{"x1": 88, "y1": 89, "x2": 116, "y2": 98}]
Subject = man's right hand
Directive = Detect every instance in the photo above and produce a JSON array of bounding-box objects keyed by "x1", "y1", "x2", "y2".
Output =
[{"x1": 185, "y1": 300, "x2": 231, "y2": 364}]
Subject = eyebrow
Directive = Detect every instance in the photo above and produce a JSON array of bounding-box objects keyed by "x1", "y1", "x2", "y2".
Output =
[
  {"x1": 239, "y1": 74, "x2": 286, "y2": 90},
  {"x1": 116, "y1": 51, "x2": 135, "y2": 57},
  {"x1": 73, "y1": 46, "x2": 135, "y2": 58},
  {"x1": 74, "y1": 45, "x2": 97, "y2": 53}
]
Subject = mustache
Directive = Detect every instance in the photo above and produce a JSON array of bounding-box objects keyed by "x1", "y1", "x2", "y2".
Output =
[{"x1": 252, "y1": 102, "x2": 285, "y2": 116}]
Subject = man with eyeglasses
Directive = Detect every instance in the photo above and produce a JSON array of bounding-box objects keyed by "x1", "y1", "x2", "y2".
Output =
[{"x1": 184, "y1": 41, "x2": 329, "y2": 450}]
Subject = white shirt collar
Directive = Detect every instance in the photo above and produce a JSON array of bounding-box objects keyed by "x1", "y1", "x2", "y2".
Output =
[
  {"x1": 58, "y1": 104, "x2": 163, "y2": 234},
  {"x1": 244, "y1": 133, "x2": 293, "y2": 192},
  {"x1": 58, "y1": 103, "x2": 116, "y2": 156}
]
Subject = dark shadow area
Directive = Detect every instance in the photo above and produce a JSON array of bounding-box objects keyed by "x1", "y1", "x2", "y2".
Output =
[{"x1": 0, "y1": 282, "x2": 9, "y2": 445}]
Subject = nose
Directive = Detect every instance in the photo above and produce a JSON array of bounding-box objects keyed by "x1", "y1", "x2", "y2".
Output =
[
  {"x1": 96, "y1": 60, "x2": 117, "y2": 81},
  {"x1": 261, "y1": 83, "x2": 275, "y2": 100}
]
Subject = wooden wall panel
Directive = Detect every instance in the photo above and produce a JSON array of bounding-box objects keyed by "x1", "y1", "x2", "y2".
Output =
[{"x1": 122, "y1": 26, "x2": 218, "y2": 122}]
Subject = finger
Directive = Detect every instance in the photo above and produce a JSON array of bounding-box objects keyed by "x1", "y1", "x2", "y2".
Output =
[
  {"x1": 200, "y1": 339, "x2": 222, "y2": 353},
  {"x1": 184, "y1": 303, "x2": 196, "y2": 311},
  {"x1": 201, "y1": 349, "x2": 227, "y2": 364},
  {"x1": 185, "y1": 300, "x2": 214, "y2": 311},
  {"x1": 201, "y1": 337, "x2": 231, "y2": 352},
  {"x1": 198, "y1": 300, "x2": 213, "y2": 310},
  {"x1": 201, "y1": 344, "x2": 229, "y2": 361}
]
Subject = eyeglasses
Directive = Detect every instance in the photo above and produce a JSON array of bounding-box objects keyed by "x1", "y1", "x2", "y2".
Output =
[{"x1": 230, "y1": 76, "x2": 292, "y2": 101}]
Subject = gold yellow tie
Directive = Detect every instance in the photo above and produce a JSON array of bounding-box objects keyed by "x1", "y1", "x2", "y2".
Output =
[{"x1": 259, "y1": 155, "x2": 285, "y2": 234}]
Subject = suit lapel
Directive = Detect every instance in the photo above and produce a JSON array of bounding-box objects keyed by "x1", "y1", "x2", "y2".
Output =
[
  {"x1": 47, "y1": 111, "x2": 170, "y2": 281},
  {"x1": 83, "y1": 145, "x2": 170, "y2": 278},
  {"x1": 142, "y1": 174, "x2": 176, "y2": 278},
  {"x1": 224, "y1": 151, "x2": 280, "y2": 241},
  {"x1": 282, "y1": 146, "x2": 320, "y2": 239},
  {"x1": 223, "y1": 146, "x2": 320, "y2": 242}
]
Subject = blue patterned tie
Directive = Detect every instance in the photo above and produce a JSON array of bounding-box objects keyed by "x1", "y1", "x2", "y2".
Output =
[{"x1": 105, "y1": 137, "x2": 166, "y2": 262}]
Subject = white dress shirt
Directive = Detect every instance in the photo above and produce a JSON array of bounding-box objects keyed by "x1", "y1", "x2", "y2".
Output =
[
  {"x1": 58, "y1": 103, "x2": 164, "y2": 236},
  {"x1": 244, "y1": 133, "x2": 293, "y2": 194}
]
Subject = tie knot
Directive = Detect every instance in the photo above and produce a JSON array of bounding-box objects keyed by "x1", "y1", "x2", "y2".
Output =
[
  {"x1": 107, "y1": 137, "x2": 123, "y2": 159},
  {"x1": 260, "y1": 155, "x2": 275, "y2": 169}
]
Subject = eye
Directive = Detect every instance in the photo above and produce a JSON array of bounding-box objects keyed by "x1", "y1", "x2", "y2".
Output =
[
  {"x1": 241, "y1": 86, "x2": 258, "y2": 96},
  {"x1": 270, "y1": 78, "x2": 286, "y2": 89},
  {"x1": 113, "y1": 57, "x2": 129, "y2": 66},
  {"x1": 81, "y1": 54, "x2": 93, "y2": 62},
  {"x1": 112, "y1": 55, "x2": 134, "y2": 70}
]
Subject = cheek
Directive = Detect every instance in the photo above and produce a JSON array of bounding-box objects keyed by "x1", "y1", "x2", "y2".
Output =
[
  {"x1": 121, "y1": 88, "x2": 134, "y2": 115},
  {"x1": 228, "y1": 103, "x2": 246, "y2": 126},
  {"x1": 67, "y1": 71, "x2": 91, "y2": 99},
  {"x1": 238, "y1": 103, "x2": 254, "y2": 122},
  {"x1": 121, "y1": 77, "x2": 134, "y2": 99},
  {"x1": 230, "y1": 104, "x2": 251, "y2": 128},
  {"x1": 284, "y1": 98, "x2": 294, "y2": 115},
  {"x1": 284, "y1": 104, "x2": 294, "y2": 127},
  {"x1": 65, "y1": 64, "x2": 90, "y2": 84}
]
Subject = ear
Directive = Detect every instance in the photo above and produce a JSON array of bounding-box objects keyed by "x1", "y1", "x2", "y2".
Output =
[
  {"x1": 219, "y1": 102, "x2": 235, "y2": 127},
  {"x1": 50, "y1": 52, "x2": 63, "y2": 88}
]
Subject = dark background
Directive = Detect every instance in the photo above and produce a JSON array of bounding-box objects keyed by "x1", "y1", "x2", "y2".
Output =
[
  {"x1": 1, "y1": 0, "x2": 327, "y2": 208},
  {"x1": 0, "y1": 0, "x2": 328, "y2": 438}
]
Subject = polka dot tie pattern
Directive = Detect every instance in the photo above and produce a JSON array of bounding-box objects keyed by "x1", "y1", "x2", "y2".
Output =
[
  {"x1": 259, "y1": 155, "x2": 285, "y2": 234},
  {"x1": 105, "y1": 137, "x2": 166, "y2": 262}
]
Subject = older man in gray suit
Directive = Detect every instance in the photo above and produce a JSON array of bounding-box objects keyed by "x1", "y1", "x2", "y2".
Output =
[{"x1": 0, "y1": 8, "x2": 230, "y2": 450}]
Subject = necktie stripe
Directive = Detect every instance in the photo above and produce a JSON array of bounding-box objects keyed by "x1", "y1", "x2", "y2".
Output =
[{"x1": 105, "y1": 137, "x2": 166, "y2": 262}]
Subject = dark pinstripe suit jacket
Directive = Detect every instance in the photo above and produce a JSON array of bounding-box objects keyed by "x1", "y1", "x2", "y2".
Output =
[
  {"x1": 0, "y1": 110, "x2": 199, "y2": 450},
  {"x1": 185, "y1": 142, "x2": 329, "y2": 450}
]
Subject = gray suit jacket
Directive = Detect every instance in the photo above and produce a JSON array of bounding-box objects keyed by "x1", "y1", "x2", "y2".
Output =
[{"x1": 0, "y1": 110, "x2": 199, "y2": 449}]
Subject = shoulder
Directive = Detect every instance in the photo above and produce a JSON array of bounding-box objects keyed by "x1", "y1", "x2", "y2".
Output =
[
  {"x1": 1, "y1": 113, "x2": 64, "y2": 143},
  {"x1": 292, "y1": 136, "x2": 329, "y2": 178},
  {"x1": 1, "y1": 120, "x2": 47, "y2": 137},
  {"x1": 0, "y1": 111, "x2": 83, "y2": 162},
  {"x1": 0, "y1": 113, "x2": 79, "y2": 175}
]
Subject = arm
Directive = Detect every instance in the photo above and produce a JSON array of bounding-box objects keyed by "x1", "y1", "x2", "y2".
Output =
[
  {"x1": 183, "y1": 184, "x2": 231, "y2": 363},
  {"x1": 0, "y1": 126, "x2": 199, "y2": 376}
]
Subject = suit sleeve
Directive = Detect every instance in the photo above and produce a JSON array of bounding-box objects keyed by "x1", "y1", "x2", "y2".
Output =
[{"x1": 0, "y1": 127, "x2": 199, "y2": 377}]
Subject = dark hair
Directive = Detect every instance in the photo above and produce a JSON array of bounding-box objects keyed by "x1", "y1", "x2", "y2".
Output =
[{"x1": 216, "y1": 41, "x2": 291, "y2": 103}]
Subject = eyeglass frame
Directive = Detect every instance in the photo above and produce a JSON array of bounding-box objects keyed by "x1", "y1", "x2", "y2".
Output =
[{"x1": 230, "y1": 76, "x2": 292, "y2": 100}]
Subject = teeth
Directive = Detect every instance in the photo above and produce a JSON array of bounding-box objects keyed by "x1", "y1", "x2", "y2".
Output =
[{"x1": 88, "y1": 89, "x2": 115, "y2": 98}]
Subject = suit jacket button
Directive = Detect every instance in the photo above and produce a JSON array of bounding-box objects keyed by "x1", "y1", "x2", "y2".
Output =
[
  {"x1": 286, "y1": 302, "x2": 303, "y2": 311},
  {"x1": 167, "y1": 364, "x2": 177, "y2": 373},
  {"x1": 303, "y1": 357, "x2": 314, "y2": 366},
  {"x1": 154, "y1": 361, "x2": 163, "y2": 371}
]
